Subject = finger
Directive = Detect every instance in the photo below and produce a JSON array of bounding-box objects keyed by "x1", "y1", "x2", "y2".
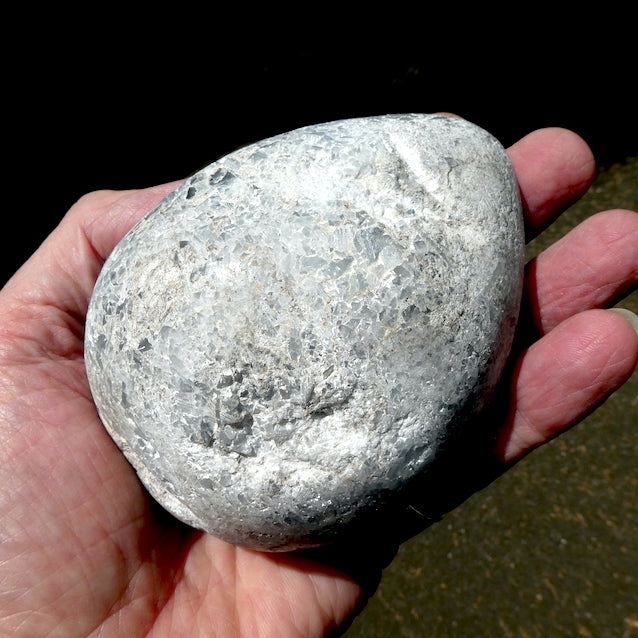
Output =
[
  {"x1": 77, "y1": 182, "x2": 184, "y2": 262},
  {"x1": 524, "y1": 208, "x2": 638, "y2": 335},
  {"x1": 507, "y1": 128, "x2": 596, "y2": 238},
  {"x1": 496, "y1": 309, "x2": 638, "y2": 464}
]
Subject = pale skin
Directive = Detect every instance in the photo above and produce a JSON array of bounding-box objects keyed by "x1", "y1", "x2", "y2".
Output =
[{"x1": 0, "y1": 127, "x2": 637, "y2": 638}]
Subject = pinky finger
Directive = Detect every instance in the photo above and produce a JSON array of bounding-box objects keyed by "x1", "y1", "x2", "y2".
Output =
[{"x1": 496, "y1": 309, "x2": 638, "y2": 465}]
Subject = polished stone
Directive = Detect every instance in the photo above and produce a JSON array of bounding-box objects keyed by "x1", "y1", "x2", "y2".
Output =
[{"x1": 84, "y1": 114, "x2": 525, "y2": 551}]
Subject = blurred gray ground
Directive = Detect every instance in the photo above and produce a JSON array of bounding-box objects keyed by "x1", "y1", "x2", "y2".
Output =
[{"x1": 346, "y1": 158, "x2": 638, "y2": 638}]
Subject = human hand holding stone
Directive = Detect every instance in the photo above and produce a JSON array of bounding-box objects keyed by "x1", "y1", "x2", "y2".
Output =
[{"x1": 0, "y1": 127, "x2": 636, "y2": 637}]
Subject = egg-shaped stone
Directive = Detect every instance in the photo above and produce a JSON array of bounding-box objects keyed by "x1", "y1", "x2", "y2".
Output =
[{"x1": 85, "y1": 114, "x2": 524, "y2": 551}]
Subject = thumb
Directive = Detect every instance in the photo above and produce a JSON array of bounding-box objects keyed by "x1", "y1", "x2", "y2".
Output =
[{"x1": 0, "y1": 182, "x2": 182, "y2": 325}]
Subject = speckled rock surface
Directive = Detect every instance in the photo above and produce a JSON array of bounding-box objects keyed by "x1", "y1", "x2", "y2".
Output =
[{"x1": 84, "y1": 114, "x2": 524, "y2": 551}]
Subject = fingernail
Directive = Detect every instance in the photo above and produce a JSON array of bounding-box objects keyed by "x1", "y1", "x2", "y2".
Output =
[{"x1": 608, "y1": 308, "x2": 638, "y2": 336}]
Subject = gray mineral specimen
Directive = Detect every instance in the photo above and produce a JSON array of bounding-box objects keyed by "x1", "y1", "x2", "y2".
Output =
[{"x1": 84, "y1": 114, "x2": 525, "y2": 551}]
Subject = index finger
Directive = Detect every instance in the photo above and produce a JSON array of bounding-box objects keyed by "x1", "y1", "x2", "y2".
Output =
[{"x1": 507, "y1": 127, "x2": 596, "y2": 239}]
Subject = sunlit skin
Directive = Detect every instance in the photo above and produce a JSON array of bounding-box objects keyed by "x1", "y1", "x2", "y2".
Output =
[{"x1": 0, "y1": 127, "x2": 637, "y2": 637}]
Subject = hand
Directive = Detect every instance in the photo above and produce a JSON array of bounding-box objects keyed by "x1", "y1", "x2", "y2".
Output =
[{"x1": 1, "y1": 128, "x2": 636, "y2": 638}]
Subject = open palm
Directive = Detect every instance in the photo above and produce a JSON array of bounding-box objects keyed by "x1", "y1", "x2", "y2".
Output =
[{"x1": 1, "y1": 127, "x2": 637, "y2": 638}]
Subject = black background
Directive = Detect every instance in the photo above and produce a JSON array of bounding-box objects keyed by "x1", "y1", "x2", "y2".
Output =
[{"x1": 4, "y1": 13, "x2": 637, "y2": 286}]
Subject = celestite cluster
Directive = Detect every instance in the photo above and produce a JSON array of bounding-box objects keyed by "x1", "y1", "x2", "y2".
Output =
[{"x1": 85, "y1": 114, "x2": 525, "y2": 551}]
